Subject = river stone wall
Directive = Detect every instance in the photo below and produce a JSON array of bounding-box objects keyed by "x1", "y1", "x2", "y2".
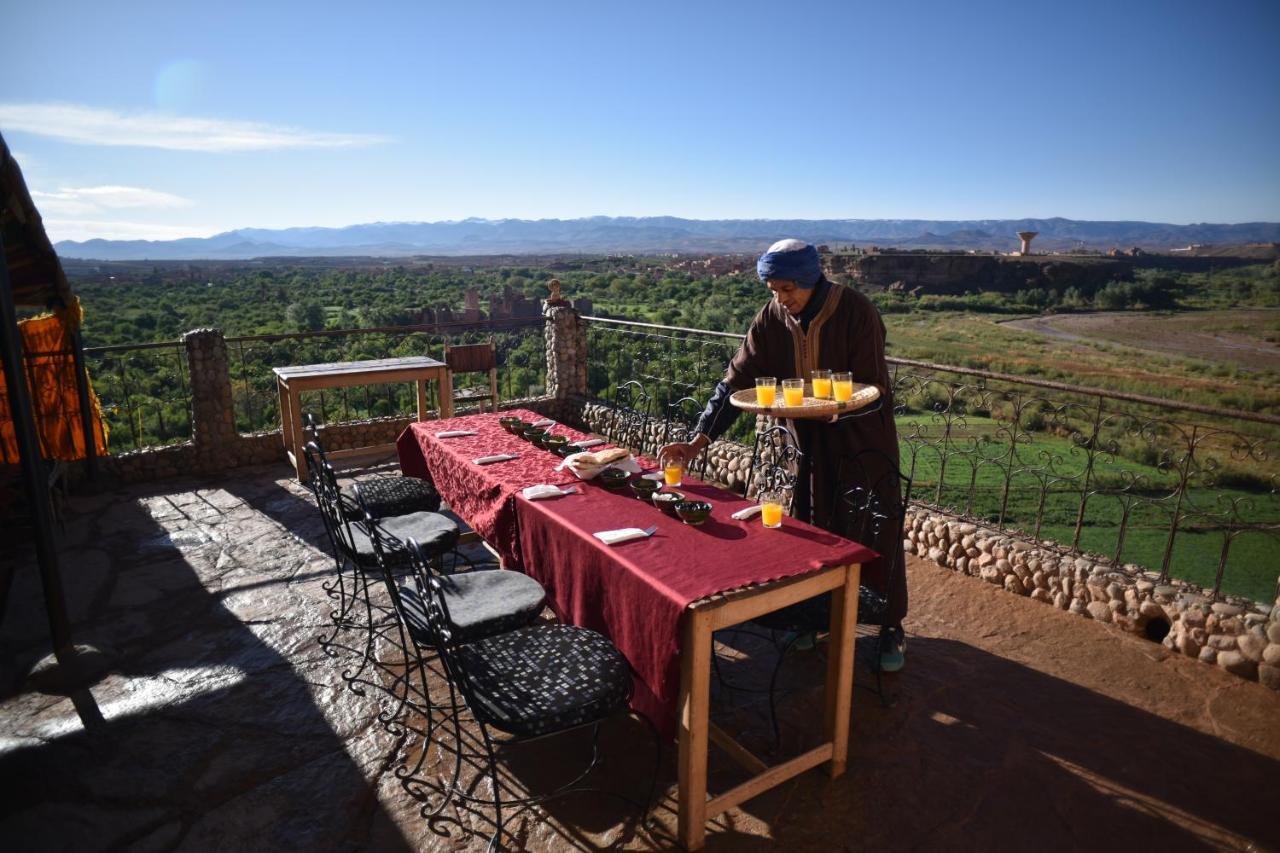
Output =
[{"x1": 902, "y1": 509, "x2": 1280, "y2": 691}]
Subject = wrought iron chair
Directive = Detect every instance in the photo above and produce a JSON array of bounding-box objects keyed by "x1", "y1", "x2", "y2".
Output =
[
  {"x1": 607, "y1": 380, "x2": 653, "y2": 456},
  {"x1": 444, "y1": 338, "x2": 500, "y2": 414},
  {"x1": 661, "y1": 394, "x2": 710, "y2": 478},
  {"x1": 306, "y1": 448, "x2": 461, "y2": 698},
  {"x1": 398, "y1": 535, "x2": 661, "y2": 848},
  {"x1": 304, "y1": 413, "x2": 441, "y2": 521},
  {"x1": 742, "y1": 447, "x2": 912, "y2": 747},
  {"x1": 352, "y1": 488, "x2": 548, "y2": 805}
]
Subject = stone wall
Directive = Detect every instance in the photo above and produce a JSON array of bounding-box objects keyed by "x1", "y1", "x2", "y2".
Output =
[{"x1": 903, "y1": 508, "x2": 1280, "y2": 691}]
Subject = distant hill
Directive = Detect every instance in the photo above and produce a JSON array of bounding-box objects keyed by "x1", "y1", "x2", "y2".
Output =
[{"x1": 53, "y1": 216, "x2": 1280, "y2": 260}]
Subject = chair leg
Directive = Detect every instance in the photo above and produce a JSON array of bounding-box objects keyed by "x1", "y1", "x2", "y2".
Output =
[{"x1": 341, "y1": 569, "x2": 380, "y2": 695}]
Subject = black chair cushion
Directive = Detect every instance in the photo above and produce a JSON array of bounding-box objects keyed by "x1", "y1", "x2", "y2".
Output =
[
  {"x1": 751, "y1": 586, "x2": 888, "y2": 633},
  {"x1": 399, "y1": 571, "x2": 545, "y2": 644},
  {"x1": 340, "y1": 477, "x2": 440, "y2": 521},
  {"x1": 344, "y1": 511, "x2": 459, "y2": 567},
  {"x1": 455, "y1": 625, "x2": 632, "y2": 738}
]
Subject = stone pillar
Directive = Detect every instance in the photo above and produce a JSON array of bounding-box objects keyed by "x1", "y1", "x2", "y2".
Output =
[
  {"x1": 543, "y1": 301, "x2": 587, "y2": 399},
  {"x1": 183, "y1": 328, "x2": 239, "y2": 453}
]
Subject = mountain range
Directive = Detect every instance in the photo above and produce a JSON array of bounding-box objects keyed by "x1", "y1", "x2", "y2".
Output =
[{"x1": 53, "y1": 216, "x2": 1280, "y2": 260}]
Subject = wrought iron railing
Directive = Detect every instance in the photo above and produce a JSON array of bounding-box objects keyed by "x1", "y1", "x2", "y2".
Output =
[
  {"x1": 224, "y1": 318, "x2": 546, "y2": 433},
  {"x1": 582, "y1": 316, "x2": 1280, "y2": 603},
  {"x1": 81, "y1": 340, "x2": 192, "y2": 452}
]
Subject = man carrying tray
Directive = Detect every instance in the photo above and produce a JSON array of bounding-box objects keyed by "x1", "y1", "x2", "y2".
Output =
[{"x1": 657, "y1": 238, "x2": 908, "y2": 671}]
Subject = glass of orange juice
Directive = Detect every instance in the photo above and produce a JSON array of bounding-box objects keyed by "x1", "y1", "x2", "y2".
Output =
[
  {"x1": 782, "y1": 378, "x2": 805, "y2": 407},
  {"x1": 833, "y1": 371, "x2": 854, "y2": 402},
  {"x1": 660, "y1": 451, "x2": 684, "y2": 487},
  {"x1": 755, "y1": 377, "x2": 777, "y2": 407},
  {"x1": 760, "y1": 491, "x2": 785, "y2": 529},
  {"x1": 811, "y1": 369, "x2": 832, "y2": 399}
]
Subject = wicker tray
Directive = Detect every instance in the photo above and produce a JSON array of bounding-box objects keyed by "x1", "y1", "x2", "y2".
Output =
[{"x1": 729, "y1": 383, "x2": 880, "y2": 420}]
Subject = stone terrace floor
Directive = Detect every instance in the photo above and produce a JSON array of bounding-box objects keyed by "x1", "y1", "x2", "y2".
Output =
[{"x1": 1, "y1": 459, "x2": 1277, "y2": 852}]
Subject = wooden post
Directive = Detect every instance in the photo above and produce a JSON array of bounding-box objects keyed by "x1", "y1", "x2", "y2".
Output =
[
  {"x1": 677, "y1": 607, "x2": 713, "y2": 850},
  {"x1": 824, "y1": 562, "x2": 861, "y2": 778}
]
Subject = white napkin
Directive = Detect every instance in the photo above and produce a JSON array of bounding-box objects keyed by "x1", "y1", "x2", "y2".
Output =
[
  {"x1": 592, "y1": 527, "x2": 652, "y2": 545},
  {"x1": 436, "y1": 430, "x2": 477, "y2": 438},
  {"x1": 521, "y1": 484, "x2": 579, "y2": 500},
  {"x1": 531, "y1": 419, "x2": 555, "y2": 428},
  {"x1": 572, "y1": 438, "x2": 606, "y2": 449},
  {"x1": 731, "y1": 505, "x2": 763, "y2": 520},
  {"x1": 474, "y1": 453, "x2": 519, "y2": 465}
]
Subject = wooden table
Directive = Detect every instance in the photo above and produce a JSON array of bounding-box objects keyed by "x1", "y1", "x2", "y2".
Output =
[
  {"x1": 398, "y1": 410, "x2": 868, "y2": 850},
  {"x1": 678, "y1": 565, "x2": 860, "y2": 850},
  {"x1": 274, "y1": 356, "x2": 452, "y2": 481}
]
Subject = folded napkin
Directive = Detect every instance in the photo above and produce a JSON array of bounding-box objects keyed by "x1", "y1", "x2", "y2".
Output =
[
  {"x1": 436, "y1": 430, "x2": 478, "y2": 438},
  {"x1": 731, "y1": 505, "x2": 763, "y2": 520},
  {"x1": 521, "y1": 484, "x2": 579, "y2": 501},
  {"x1": 531, "y1": 419, "x2": 555, "y2": 428},
  {"x1": 572, "y1": 438, "x2": 605, "y2": 449},
  {"x1": 474, "y1": 453, "x2": 519, "y2": 465},
  {"x1": 592, "y1": 527, "x2": 652, "y2": 546}
]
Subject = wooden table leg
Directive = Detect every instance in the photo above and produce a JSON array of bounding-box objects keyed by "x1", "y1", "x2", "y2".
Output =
[
  {"x1": 416, "y1": 378, "x2": 428, "y2": 422},
  {"x1": 287, "y1": 387, "x2": 307, "y2": 482},
  {"x1": 277, "y1": 377, "x2": 292, "y2": 451},
  {"x1": 438, "y1": 368, "x2": 454, "y2": 419},
  {"x1": 678, "y1": 607, "x2": 713, "y2": 850},
  {"x1": 824, "y1": 562, "x2": 861, "y2": 778}
]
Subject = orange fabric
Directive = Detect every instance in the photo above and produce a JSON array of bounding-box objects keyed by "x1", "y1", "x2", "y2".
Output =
[{"x1": 0, "y1": 298, "x2": 108, "y2": 462}]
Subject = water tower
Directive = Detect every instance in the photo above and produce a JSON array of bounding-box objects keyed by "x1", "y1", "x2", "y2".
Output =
[{"x1": 1016, "y1": 231, "x2": 1038, "y2": 255}]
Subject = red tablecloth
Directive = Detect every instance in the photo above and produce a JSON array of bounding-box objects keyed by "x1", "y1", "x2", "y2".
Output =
[
  {"x1": 397, "y1": 410, "x2": 878, "y2": 735},
  {"x1": 397, "y1": 408, "x2": 584, "y2": 566}
]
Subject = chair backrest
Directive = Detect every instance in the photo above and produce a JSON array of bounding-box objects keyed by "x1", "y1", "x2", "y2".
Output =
[
  {"x1": 444, "y1": 340, "x2": 497, "y2": 374},
  {"x1": 744, "y1": 424, "x2": 803, "y2": 509},
  {"x1": 830, "y1": 447, "x2": 911, "y2": 595},
  {"x1": 403, "y1": 537, "x2": 482, "y2": 702},
  {"x1": 609, "y1": 380, "x2": 653, "y2": 455},
  {"x1": 308, "y1": 455, "x2": 362, "y2": 559},
  {"x1": 662, "y1": 395, "x2": 709, "y2": 476}
]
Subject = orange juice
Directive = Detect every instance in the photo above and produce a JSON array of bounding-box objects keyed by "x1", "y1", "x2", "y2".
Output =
[
  {"x1": 663, "y1": 464, "x2": 683, "y2": 486},
  {"x1": 783, "y1": 385, "x2": 804, "y2": 407},
  {"x1": 812, "y1": 377, "x2": 832, "y2": 398},
  {"x1": 756, "y1": 384, "x2": 777, "y2": 406},
  {"x1": 833, "y1": 380, "x2": 854, "y2": 402},
  {"x1": 761, "y1": 502, "x2": 783, "y2": 528}
]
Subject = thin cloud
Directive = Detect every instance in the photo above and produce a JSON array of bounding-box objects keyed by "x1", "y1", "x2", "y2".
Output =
[
  {"x1": 44, "y1": 219, "x2": 221, "y2": 243},
  {"x1": 34, "y1": 185, "x2": 194, "y2": 216},
  {"x1": 0, "y1": 103, "x2": 391, "y2": 152}
]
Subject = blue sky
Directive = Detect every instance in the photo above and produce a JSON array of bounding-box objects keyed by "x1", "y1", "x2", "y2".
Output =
[{"x1": 2, "y1": 0, "x2": 1277, "y2": 242}]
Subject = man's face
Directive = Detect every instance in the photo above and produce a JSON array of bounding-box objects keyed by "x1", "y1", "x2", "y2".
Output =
[{"x1": 767, "y1": 278, "x2": 814, "y2": 315}]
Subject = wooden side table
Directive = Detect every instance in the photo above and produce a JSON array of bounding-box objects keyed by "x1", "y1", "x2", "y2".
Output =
[{"x1": 273, "y1": 356, "x2": 453, "y2": 481}]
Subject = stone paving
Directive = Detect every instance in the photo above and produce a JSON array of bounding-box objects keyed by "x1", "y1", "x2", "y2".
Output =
[{"x1": 1, "y1": 459, "x2": 1277, "y2": 852}]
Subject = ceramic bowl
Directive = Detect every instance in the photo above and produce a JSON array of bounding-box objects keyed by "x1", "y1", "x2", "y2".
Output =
[
  {"x1": 499, "y1": 416, "x2": 523, "y2": 434},
  {"x1": 598, "y1": 468, "x2": 630, "y2": 490},
  {"x1": 651, "y1": 489, "x2": 685, "y2": 515},
  {"x1": 522, "y1": 427, "x2": 546, "y2": 444},
  {"x1": 553, "y1": 443, "x2": 576, "y2": 458},
  {"x1": 544, "y1": 435, "x2": 569, "y2": 452},
  {"x1": 630, "y1": 477, "x2": 660, "y2": 500},
  {"x1": 674, "y1": 500, "x2": 712, "y2": 525}
]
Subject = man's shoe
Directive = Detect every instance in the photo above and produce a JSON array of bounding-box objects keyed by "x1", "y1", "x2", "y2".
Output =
[{"x1": 879, "y1": 625, "x2": 906, "y2": 672}]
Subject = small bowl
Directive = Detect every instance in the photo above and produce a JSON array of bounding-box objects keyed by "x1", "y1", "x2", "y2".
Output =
[
  {"x1": 598, "y1": 468, "x2": 630, "y2": 490},
  {"x1": 630, "y1": 478, "x2": 660, "y2": 500},
  {"x1": 505, "y1": 419, "x2": 530, "y2": 435},
  {"x1": 544, "y1": 435, "x2": 569, "y2": 452},
  {"x1": 674, "y1": 500, "x2": 713, "y2": 526},
  {"x1": 651, "y1": 489, "x2": 685, "y2": 515},
  {"x1": 522, "y1": 427, "x2": 546, "y2": 444},
  {"x1": 553, "y1": 443, "x2": 576, "y2": 458}
]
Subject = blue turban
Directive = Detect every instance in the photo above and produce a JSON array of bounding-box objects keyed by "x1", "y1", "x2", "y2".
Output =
[{"x1": 756, "y1": 239, "x2": 822, "y2": 289}]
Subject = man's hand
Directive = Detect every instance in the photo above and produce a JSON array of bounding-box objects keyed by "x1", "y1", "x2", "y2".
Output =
[{"x1": 657, "y1": 433, "x2": 709, "y2": 466}]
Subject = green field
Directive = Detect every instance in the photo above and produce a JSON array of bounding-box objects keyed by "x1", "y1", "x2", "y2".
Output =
[{"x1": 897, "y1": 413, "x2": 1277, "y2": 602}]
